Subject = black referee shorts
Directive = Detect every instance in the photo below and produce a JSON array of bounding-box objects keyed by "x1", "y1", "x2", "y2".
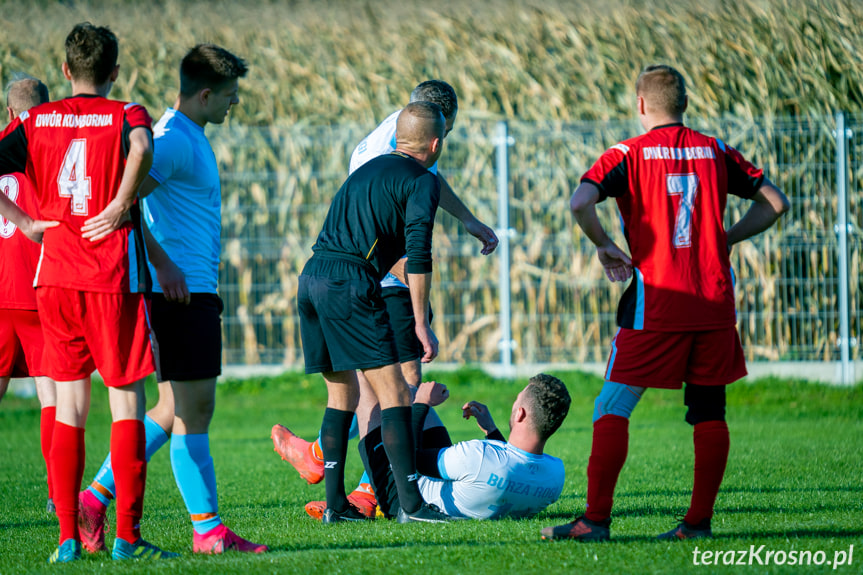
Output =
[
  {"x1": 149, "y1": 293, "x2": 222, "y2": 382},
  {"x1": 298, "y1": 256, "x2": 399, "y2": 374},
  {"x1": 381, "y1": 286, "x2": 433, "y2": 364}
]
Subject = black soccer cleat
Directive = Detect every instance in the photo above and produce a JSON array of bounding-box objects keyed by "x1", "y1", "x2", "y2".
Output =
[
  {"x1": 322, "y1": 505, "x2": 370, "y2": 524},
  {"x1": 396, "y1": 503, "x2": 453, "y2": 524}
]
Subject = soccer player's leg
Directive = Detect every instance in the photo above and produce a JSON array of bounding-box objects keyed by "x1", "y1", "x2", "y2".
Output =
[
  {"x1": 658, "y1": 327, "x2": 745, "y2": 540},
  {"x1": 89, "y1": 291, "x2": 177, "y2": 560},
  {"x1": 35, "y1": 376, "x2": 57, "y2": 513},
  {"x1": 79, "y1": 382, "x2": 172, "y2": 552}
]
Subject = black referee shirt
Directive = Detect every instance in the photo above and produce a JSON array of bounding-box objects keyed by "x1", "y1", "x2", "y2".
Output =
[{"x1": 312, "y1": 152, "x2": 441, "y2": 280}]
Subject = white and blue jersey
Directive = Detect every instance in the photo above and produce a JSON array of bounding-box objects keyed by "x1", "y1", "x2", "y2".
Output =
[
  {"x1": 350, "y1": 109, "x2": 439, "y2": 291},
  {"x1": 139, "y1": 108, "x2": 221, "y2": 294},
  {"x1": 418, "y1": 439, "x2": 565, "y2": 520}
]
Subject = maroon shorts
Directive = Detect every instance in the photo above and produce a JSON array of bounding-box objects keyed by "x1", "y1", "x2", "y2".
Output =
[
  {"x1": 37, "y1": 287, "x2": 154, "y2": 387},
  {"x1": 0, "y1": 308, "x2": 44, "y2": 377},
  {"x1": 604, "y1": 326, "x2": 746, "y2": 389}
]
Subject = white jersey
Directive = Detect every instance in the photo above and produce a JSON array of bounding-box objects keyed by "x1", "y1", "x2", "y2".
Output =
[{"x1": 418, "y1": 439, "x2": 565, "y2": 520}]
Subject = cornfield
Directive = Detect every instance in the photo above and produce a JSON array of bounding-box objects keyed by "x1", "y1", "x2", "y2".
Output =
[{"x1": 1, "y1": 0, "x2": 861, "y2": 366}]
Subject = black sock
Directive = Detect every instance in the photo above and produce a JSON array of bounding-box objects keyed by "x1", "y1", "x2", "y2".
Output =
[
  {"x1": 320, "y1": 408, "x2": 354, "y2": 512},
  {"x1": 380, "y1": 406, "x2": 422, "y2": 513},
  {"x1": 358, "y1": 427, "x2": 399, "y2": 518}
]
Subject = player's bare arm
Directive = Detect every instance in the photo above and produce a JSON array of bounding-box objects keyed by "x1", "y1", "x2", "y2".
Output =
[
  {"x1": 81, "y1": 127, "x2": 154, "y2": 241},
  {"x1": 462, "y1": 400, "x2": 498, "y2": 436},
  {"x1": 0, "y1": 190, "x2": 58, "y2": 243},
  {"x1": 408, "y1": 271, "x2": 439, "y2": 362},
  {"x1": 414, "y1": 380, "x2": 450, "y2": 407},
  {"x1": 726, "y1": 178, "x2": 791, "y2": 249},
  {"x1": 570, "y1": 182, "x2": 633, "y2": 282},
  {"x1": 437, "y1": 173, "x2": 499, "y2": 255}
]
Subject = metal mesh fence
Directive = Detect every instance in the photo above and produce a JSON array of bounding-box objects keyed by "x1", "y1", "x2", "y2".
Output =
[{"x1": 210, "y1": 114, "x2": 860, "y2": 369}]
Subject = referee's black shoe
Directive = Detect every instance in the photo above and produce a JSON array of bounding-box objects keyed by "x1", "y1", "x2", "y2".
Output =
[
  {"x1": 322, "y1": 505, "x2": 370, "y2": 524},
  {"x1": 397, "y1": 503, "x2": 452, "y2": 523}
]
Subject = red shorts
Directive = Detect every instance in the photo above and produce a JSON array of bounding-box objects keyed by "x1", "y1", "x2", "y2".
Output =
[
  {"x1": 36, "y1": 287, "x2": 154, "y2": 387},
  {"x1": 0, "y1": 309, "x2": 44, "y2": 377},
  {"x1": 605, "y1": 326, "x2": 746, "y2": 389}
]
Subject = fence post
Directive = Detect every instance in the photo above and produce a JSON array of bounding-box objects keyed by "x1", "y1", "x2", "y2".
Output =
[
  {"x1": 495, "y1": 121, "x2": 515, "y2": 374},
  {"x1": 835, "y1": 111, "x2": 854, "y2": 385}
]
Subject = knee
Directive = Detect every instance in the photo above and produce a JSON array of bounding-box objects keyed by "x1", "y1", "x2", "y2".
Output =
[
  {"x1": 593, "y1": 381, "x2": 643, "y2": 423},
  {"x1": 684, "y1": 384, "x2": 726, "y2": 425}
]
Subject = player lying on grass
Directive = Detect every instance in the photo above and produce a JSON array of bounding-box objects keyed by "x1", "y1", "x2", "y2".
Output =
[{"x1": 298, "y1": 374, "x2": 570, "y2": 520}]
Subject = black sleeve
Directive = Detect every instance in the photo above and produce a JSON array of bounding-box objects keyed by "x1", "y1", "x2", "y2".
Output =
[
  {"x1": 416, "y1": 448, "x2": 444, "y2": 479},
  {"x1": 0, "y1": 123, "x2": 29, "y2": 175},
  {"x1": 725, "y1": 154, "x2": 764, "y2": 200},
  {"x1": 486, "y1": 429, "x2": 506, "y2": 442},
  {"x1": 404, "y1": 172, "x2": 440, "y2": 274},
  {"x1": 582, "y1": 158, "x2": 628, "y2": 203},
  {"x1": 411, "y1": 403, "x2": 430, "y2": 450}
]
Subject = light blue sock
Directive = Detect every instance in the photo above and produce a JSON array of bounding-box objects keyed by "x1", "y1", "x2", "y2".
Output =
[
  {"x1": 356, "y1": 470, "x2": 372, "y2": 490},
  {"x1": 170, "y1": 433, "x2": 221, "y2": 534},
  {"x1": 87, "y1": 415, "x2": 170, "y2": 506}
]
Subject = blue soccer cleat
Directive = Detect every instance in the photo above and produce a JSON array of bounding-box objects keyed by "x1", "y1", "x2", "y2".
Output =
[
  {"x1": 47, "y1": 539, "x2": 81, "y2": 563},
  {"x1": 112, "y1": 537, "x2": 179, "y2": 560}
]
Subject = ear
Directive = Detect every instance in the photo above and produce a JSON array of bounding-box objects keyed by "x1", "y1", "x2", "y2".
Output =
[
  {"x1": 430, "y1": 137, "x2": 441, "y2": 155},
  {"x1": 61, "y1": 62, "x2": 73, "y2": 81},
  {"x1": 7, "y1": 107, "x2": 15, "y2": 123},
  {"x1": 637, "y1": 95, "x2": 646, "y2": 116},
  {"x1": 109, "y1": 65, "x2": 120, "y2": 83},
  {"x1": 513, "y1": 406, "x2": 528, "y2": 424},
  {"x1": 682, "y1": 94, "x2": 689, "y2": 114},
  {"x1": 199, "y1": 87, "x2": 212, "y2": 107}
]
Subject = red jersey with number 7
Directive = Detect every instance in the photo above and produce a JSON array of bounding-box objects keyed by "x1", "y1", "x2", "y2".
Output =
[
  {"x1": 0, "y1": 173, "x2": 41, "y2": 309},
  {"x1": 0, "y1": 95, "x2": 152, "y2": 293},
  {"x1": 582, "y1": 123, "x2": 764, "y2": 331}
]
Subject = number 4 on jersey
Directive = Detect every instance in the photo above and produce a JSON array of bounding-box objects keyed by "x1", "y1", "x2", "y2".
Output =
[
  {"x1": 666, "y1": 173, "x2": 699, "y2": 248},
  {"x1": 58, "y1": 139, "x2": 91, "y2": 216}
]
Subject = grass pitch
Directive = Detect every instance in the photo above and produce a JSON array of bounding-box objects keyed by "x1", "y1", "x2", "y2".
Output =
[{"x1": 0, "y1": 368, "x2": 860, "y2": 574}]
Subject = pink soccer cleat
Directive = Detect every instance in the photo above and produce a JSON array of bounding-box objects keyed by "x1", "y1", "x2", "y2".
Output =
[
  {"x1": 193, "y1": 524, "x2": 268, "y2": 554},
  {"x1": 271, "y1": 424, "x2": 324, "y2": 484},
  {"x1": 78, "y1": 490, "x2": 108, "y2": 553}
]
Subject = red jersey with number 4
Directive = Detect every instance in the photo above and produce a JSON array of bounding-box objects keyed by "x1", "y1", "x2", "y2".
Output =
[
  {"x1": 0, "y1": 173, "x2": 40, "y2": 309},
  {"x1": 0, "y1": 95, "x2": 152, "y2": 293},
  {"x1": 582, "y1": 123, "x2": 764, "y2": 331}
]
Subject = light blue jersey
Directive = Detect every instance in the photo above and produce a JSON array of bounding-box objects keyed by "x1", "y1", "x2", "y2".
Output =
[
  {"x1": 418, "y1": 439, "x2": 565, "y2": 520},
  {"x1": 350, "y1": 109, "x2": 439, "y2": 290},
  {"x1": 143, "y1": 108, "x2": 221, "y2": 294}
]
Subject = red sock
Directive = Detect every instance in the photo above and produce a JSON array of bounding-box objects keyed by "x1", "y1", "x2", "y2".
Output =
[
  {"x1": 112, "y1": 419, "x2": 147, "y2": 544},
  {"x1": 585, "y1": 415, "x2": 629, "y2": 522},
  {"x1": 685, "y1": 421, "x2": 729, "y2": 525},
  {"x1": 40, "y1": 406, "x2": 56, "y2": 499},
  {"x1": 51, "y1": 422, "x2": 85, "y2": 543}
]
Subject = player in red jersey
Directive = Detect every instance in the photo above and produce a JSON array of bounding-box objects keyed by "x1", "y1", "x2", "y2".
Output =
[
  {"x1": 0, "y1": 23, "x2": 176, "y2": 562},
  {"x1": 0, "y1": 76, "x2": 57, "y2": 514},
  {"x1": 541, "y1": 65, "x2": 790, "y2": 542}
]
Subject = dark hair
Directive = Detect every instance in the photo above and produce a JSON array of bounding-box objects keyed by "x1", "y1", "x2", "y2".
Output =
[
  {"x1": 636, "y1": 64, "x2": 687, "y2": 116},
  {"x1": 523, "y1": 374, "x2": 571, "y2": 441},
  {"x1": 64, "y1": 23, "x2": 118, "y2": 85},
  {"x1": 410, "y1": 80, "x2": 458, "y2": 119},
  {"x1": 180, "y1": 44, "x2": 248, "y2": 97},
  {"x1": 6, "y1": 75, "x2": 49, "y2": 114}
]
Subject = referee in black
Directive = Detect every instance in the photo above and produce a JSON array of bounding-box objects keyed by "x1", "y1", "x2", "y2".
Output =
[{"x1": 297, "y1": 101, "x2": 451, "y2": 523}]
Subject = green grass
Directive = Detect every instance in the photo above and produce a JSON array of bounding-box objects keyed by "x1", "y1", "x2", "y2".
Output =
[{"x1": 1, "y1": 369, "x2": 861, "y2": 574}]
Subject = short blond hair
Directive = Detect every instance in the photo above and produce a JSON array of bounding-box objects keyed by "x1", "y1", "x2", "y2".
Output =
[{"x1": 636, "y1": 64, "x2": 686, "y2": 116}]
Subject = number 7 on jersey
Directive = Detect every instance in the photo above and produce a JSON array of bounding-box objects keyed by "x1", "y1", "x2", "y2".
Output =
[{"x1": 667, "y1": 173, "x2": 699, "y2": 248}]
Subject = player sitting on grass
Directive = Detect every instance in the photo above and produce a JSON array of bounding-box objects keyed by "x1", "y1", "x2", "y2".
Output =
[{"x1": 301, "y1": 374, "x2": 570, "y2": 521}]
